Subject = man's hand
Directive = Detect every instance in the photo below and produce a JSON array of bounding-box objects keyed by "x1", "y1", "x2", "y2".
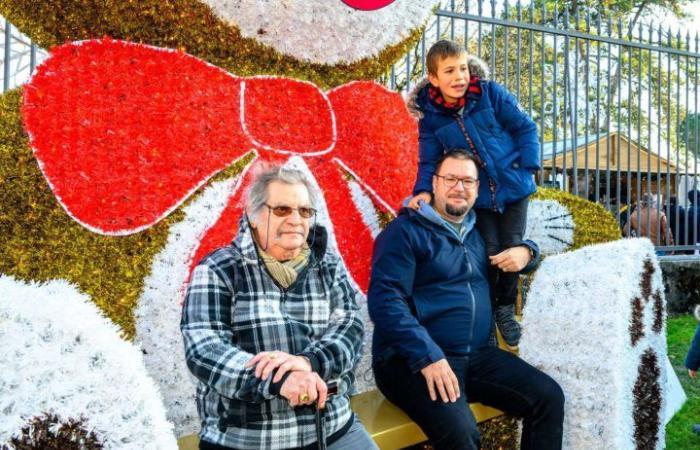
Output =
[
  {"x1": 245, "y1": 351, "x2": 312, "y2": 381},
  {"x1": 408, "y1": 192, "x2": 432, "y2": 210},
  {"x1": 489, "y1": 246, "x2": 532, "y2": 272},
  {"x1": 279, "y1": 371, "x2": 328, "y2": 408},
  {"x1": 689, "y1": 369, "x2": 697, "y2": 379},
  {"x1": 420, "y1": 359, "x2": 460, "y2": 403}
]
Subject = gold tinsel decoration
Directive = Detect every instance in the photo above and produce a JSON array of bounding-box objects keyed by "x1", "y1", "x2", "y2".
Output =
[
  {"x1": 478, "y1": 414, "x2": 519, "y2": 450},
  {"x1": 0, "y1": 89, "x2": 252, "y2": 339},
  {"x1": 532, "y1": 186, "x2": 622, "y2": 251},
  {"x1": 0, "y1": 0, "x2": 424, "y2": 89}
]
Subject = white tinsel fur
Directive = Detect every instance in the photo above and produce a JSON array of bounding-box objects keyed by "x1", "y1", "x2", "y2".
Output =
[
  {"x1": 524, "y1": 199, "x2": 574, "y2": 255},
  {"x1": 201, "y1": 0, "x2": 440, "y2": 64},
  {"x1": 520, "y1": 238, "x2": 668, "y2": 450},
  {"x1": 134, "y1": 172, "x2": 248, "y2": 437},
  {"x1": 0, "y1": 276, "x2": 177, "y2": 450}
]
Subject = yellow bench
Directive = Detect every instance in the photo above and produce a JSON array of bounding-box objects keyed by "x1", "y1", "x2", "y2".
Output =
[
  {"x1": 178, "y1": 332, "x2": 512, "y2": 450},
  {"x1": 177, "y1": 390, "x2": 502, "y2": 450}
]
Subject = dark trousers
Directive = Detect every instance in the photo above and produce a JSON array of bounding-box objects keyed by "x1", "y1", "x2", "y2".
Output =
[
  {"x1": 374, "y1": 347, "x2": 564, "y2": 450},
  {"x1": 475, "y1": 197, "x2": 529, "y2": 307}
]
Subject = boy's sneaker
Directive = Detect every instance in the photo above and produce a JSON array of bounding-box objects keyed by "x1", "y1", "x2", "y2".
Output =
[{"x1": 495, "y1": 304, "x2": 522, "y2": 348}]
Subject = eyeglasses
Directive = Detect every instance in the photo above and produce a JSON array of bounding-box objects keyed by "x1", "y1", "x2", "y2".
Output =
[
  {"x1": 264, "y1": 204, "x2": 317, "y2": 219},
  {"x1": 434, "y1": 174, "x2": 479, "y2": 189}
]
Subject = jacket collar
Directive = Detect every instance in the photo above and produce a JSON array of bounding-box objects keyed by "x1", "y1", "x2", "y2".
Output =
[
  {"x1": 400, "y1": 197, "x2": 476, "y2": 242},
  {"x1": 232, "y1": 214, "x2": 328, "y2": 263}
]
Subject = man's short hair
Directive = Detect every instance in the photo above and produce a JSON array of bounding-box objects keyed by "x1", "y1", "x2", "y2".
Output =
[
  {"x1": 245, "y1": 164, "x2": 319, "y2": 217},
  {"x1": 426, "y1": 40, "x2": 466, "y2": 76},
  {"x1": 434, "y1": 149, "x2": 479, "y2": 175}
]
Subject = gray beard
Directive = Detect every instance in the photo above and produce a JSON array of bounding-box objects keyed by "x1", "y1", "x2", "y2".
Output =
[{"x1": 445, "y1": 203, "x2": 469, "y2": 217}]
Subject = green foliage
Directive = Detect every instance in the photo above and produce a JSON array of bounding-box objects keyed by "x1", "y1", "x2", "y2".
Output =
[
  {"x1": 680, "y1": 113, "x2": 700, "y2": 157},
  {"x1": 666, "y1": 314, "x2": 700, "y2": 449}
]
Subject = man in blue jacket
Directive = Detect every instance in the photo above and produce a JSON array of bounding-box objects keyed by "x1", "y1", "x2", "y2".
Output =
[{"x1": 369, "y1": 150, "x2": 564, "y2": 450}]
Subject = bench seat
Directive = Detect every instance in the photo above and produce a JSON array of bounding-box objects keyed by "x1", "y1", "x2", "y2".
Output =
[{"x1": 176, "y1": 390, "x2": 502, "y2": 450}]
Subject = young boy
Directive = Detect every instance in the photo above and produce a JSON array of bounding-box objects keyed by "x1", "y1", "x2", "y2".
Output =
[{"x1": 407, "y1": 40, "x2": 541, "y2": 347}]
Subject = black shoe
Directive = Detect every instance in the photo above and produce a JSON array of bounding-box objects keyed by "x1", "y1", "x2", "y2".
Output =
[{"x1": 495, "y1": 304, "x2": 521, "y2": 348}]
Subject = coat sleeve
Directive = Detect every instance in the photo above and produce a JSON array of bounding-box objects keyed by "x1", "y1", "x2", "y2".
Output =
[
  {"x1": 518, "y1": 239, "x2": 541, "y2": 274},
  {"x1": 368, "y1": 220, "x2": 445, "y2": 373},
  {"x1": 686, "y1": 323, "x2": 700, "y2": 371},
  {"x1": 181, "y1": 263, "x2": 274, "y2": 403},
  {"x1": 413, "y1": 119, "x2": 443, "y2": 196},
  {"x1": 299, "y1": 259, "x2": 364, "y2": 381},
  {"x1": 489, "y1": 82, "x2": 541, "y2": 171}
]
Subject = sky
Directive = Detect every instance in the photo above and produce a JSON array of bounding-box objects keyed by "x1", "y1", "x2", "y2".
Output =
[
  {"x1": 659, "y1": 0, "x2": 700, "y2": 41},
  {"x1": 684, "y1": 1, "x2": 700, "y2": 36}
]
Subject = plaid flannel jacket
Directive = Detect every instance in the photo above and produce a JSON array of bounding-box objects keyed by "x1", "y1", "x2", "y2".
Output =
[{"x1": 181, "y1": 216, "x2": 364, "y2": 449}]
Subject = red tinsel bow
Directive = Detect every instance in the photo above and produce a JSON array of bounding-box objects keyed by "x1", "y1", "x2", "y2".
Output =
[{"x1": 22, "y1": 39, "x2": 418, "y2": 291}]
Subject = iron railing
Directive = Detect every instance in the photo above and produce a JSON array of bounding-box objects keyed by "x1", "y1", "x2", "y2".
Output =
[
  {"x1": 1, "y1": 19, "x2": 43, "y2": 92},
  {"x1": 383, "y1": 0, "x2": 700, "y2": 255},
  {"x1": 2, "y1": 3, "x2": 700, "y2": 254}
]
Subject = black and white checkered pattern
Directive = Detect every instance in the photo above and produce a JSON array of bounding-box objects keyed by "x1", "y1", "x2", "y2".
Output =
[{"x1": 181, "y1": 216, "x2": 364, "y2": 449}]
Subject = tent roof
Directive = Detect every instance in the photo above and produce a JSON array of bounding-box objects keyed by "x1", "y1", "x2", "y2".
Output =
[{"x1": 541, "y1": 131, "x2": 686, "y2": 173}]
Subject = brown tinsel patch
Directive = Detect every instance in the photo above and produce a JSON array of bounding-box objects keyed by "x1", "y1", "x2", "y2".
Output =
[
  {"x1": 640, "y1": 259, "x2": 654, "y2": 300},
  {"x1": 629, "y1": 296, "x2": 644, "y2": 346},
  {"x1": 0, "y1": 89, "x2": 252, "y2": 339},
  {"x1": 0, "y1": 0, "x2": 423, "y2": 89},
  {"x1": 632, "y1": 349, "x2": 661, "y2": 450},
  {"x1": 652, "y1": 290, "x2": 664, "y2": 334},
  {"x1": 629, "y1": 259, "x2": 659, "y2": 346},
  {"x1": 0, "y1": 413, "x2": 104, "y2": 450}
]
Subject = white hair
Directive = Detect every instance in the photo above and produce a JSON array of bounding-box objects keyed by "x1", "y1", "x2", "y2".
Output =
[{"x1": 245, "y1": 163, "x2": 319, "y2": 217}]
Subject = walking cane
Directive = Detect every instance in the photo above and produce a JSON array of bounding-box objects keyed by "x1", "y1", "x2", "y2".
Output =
[{"x1": 314, "y1": 381, "x2": 339, "y2": 450}]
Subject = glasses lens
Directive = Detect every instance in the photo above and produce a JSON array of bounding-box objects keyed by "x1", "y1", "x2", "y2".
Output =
[
  {"x1": 443, "y1": 176, "x2": 458, "y2": 187},
  {"x1": 441, "y1": 176, "x2": 477, "y2": 188},
  {"x1": 298, "y1": 207, "x2": 316, "y2": 218},
  {"x1": 271, "y1": 206, "x2": 293, "y2": 217}
]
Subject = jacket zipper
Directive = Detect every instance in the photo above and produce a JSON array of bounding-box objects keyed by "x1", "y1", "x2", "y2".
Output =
[
  {"x1": 417, "y1": 214, "x2": 480, "y2": 353},
  {"x1": 463, "y1": 245, "x2": 476, "y2": 354}
]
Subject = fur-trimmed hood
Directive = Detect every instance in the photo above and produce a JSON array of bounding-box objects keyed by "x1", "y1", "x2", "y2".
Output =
[{"x1": 406, "y1": 54, "x2": 490, "y2": 119}]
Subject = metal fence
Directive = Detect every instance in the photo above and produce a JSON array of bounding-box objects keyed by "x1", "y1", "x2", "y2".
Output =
[
  {"x1": 383, "y1": 0, "x2": 700, "y2": 255},
  {"x1": 1, "y1": 19, "x2": 43, "y2": 92},
  {"x1": 2, "y1": 4, "x2": 700, "y2": 254}
]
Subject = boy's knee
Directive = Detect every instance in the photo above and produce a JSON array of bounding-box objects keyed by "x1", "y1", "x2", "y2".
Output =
[{"x1": 485, "y1": 244, "x2": 501, "y2": 256}]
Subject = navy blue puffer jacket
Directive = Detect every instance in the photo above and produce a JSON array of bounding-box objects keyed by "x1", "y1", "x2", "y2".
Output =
[
  {"x1": 368, "y1": 203, "x2": 539, "y2": 373},
  {"x1": 410, "y1": 75, "x2": 541, "y2": 212}
]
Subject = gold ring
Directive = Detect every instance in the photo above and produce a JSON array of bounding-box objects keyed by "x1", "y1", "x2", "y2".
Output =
[
  {"x1": 268, "y1": 353, "x2": 276, "y2": 360},
  {"x1": 299, "y1": 393, "x2": 310, "y2": 403}
]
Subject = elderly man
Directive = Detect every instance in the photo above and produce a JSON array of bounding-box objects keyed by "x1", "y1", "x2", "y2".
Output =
[
  {"x1": 369, "y1": 150, "x2": 564, "y2": 450},
  {"x1": 181, "y1": 164, "x2": 376, "y2": 450}
]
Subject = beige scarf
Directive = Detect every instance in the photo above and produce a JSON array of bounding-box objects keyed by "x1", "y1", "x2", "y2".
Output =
[{"x1": 257, "y1": 243, "x2": 311, "y2": 288}]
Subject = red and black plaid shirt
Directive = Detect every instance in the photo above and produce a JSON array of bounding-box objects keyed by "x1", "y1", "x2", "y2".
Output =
[{"x1": 427, "y1": 76, "x2": 482, "y2": 112}]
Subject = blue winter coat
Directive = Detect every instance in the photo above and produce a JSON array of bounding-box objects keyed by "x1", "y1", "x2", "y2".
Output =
[
  {"x1": 686, "y1": 323, "x2": 700, "y2": 371},
  {"x1": 368, "y1": 202, "x2": 540, "y2": 373},
  {"x1": 412, "y1": 79, "x2": 541, "y2": 212}
]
